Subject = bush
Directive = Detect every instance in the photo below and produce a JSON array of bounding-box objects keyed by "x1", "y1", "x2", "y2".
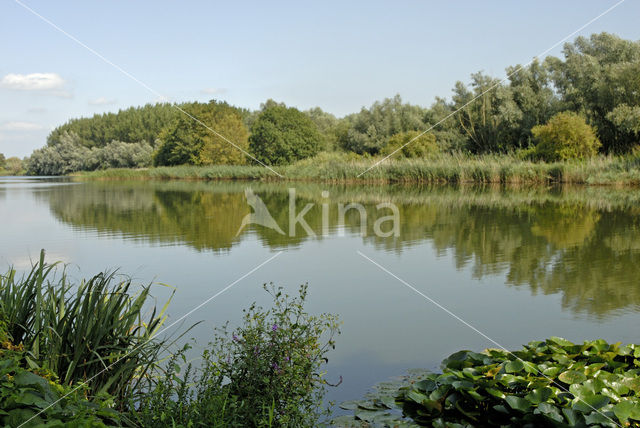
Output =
[
  {"x1": 249, "y1": 104, "x2": 323, "y2": 165},
  {"x1": 531, "y1": 112, "x2": 601, "y2": 161},
  {"x1": 132, "y1": 284, "x2": 341, "y2": 427},
  {"x1": 380, "y1": 131, "x2": 439, "y2": 158},
  {"x1": 337, "y1": 337, "x2": 640, "y2": 427}
]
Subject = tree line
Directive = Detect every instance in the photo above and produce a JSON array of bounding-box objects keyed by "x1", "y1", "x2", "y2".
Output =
[{"x1": 25, "y1": 32, "x2": 640, "y2": 175}]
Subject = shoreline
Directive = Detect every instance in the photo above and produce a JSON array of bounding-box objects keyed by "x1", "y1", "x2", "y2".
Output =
[{"x1": 71, "y1": 154, "x2": 640, "y2": 186}]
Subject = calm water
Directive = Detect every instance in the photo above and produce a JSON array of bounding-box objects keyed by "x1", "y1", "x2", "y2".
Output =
[{"x1": 1, "y1": 177, "x2": 640, "y2": 408}]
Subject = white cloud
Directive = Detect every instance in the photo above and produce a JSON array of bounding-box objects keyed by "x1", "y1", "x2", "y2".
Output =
[
  {"x1": 1, "y1": 73, "x2": 65, "y2": 91},
  {"x1": 0, "y1": 121, "x2": 45, "y2": 131},
  {"x1": 88, "y1": 97, "x2": 117, "y2": 106},
  {"x1": 200, "y1": 87, "x2": 227, "y2": 95}
]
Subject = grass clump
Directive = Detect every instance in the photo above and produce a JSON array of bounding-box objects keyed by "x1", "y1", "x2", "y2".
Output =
[
  {"x1": 0, "y1": 250, "x2": 172, "y2": 406},
  {"x1": 337, "y1": 337, "x2": 640, "y2": 427}
]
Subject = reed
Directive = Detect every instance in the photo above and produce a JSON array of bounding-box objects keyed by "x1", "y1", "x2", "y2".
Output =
[{"x1": 0, "y1": 250, "x2": 173, "y2": 406}]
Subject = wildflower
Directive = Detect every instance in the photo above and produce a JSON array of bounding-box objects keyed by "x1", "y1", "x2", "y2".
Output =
[
  {"x1": 272, "y1": 362, "x2": 279, "y2": 371},
  {"x1": 232, "y1": 334, "x2": 239, "y2": 342},
  {"x1": 272, "y1": 323, "x2": 278, "y2": 331}
]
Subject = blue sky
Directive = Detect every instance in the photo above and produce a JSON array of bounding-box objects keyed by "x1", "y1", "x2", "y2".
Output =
[{"x1": 1, "y1": 0, "x2": 639, "y2": 158}]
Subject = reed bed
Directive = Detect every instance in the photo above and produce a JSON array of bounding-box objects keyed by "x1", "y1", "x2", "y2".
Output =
[{"x1": 74, "y1": 152, "x2": 640, "y2": 186}]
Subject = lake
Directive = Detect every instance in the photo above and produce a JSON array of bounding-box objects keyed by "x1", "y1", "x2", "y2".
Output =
[{"x1": 1, "y1": 176, "x2": 640, "y2": 409}]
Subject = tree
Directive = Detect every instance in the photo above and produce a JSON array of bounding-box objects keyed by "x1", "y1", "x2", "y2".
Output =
[
  {"x1": 452, "y1": 72, "x2": 522, "y2": 153},
  {"x1": 154, "y1": 101, "x2": 249, "y2": 166},
  {"x1": 4, "y1": 157, "x2": 23, "y2": 175},
  {"x1": 0, "y1": 153, "x2": 6, "y2": 170},
  {"x1": 548, "y1": 33, "x2": 640, "y2": 153},
  {"x1": 26, "y1": 132, "x2": 90, "y2": 175},
  {"x1": 507, "y1": 59, "x2": 561, "y2": 147},
  {"x1": 339, "y1": 95, "x2": 427, "y2": 155},
  {"x1": 530, "y1": 112, "x2": 601, "y2": 161},
  {"x1": 249, "y1": 103, "x2": 322, "y2": 165}
]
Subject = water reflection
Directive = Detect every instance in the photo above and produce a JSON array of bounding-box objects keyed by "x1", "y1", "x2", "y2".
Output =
[{"x1": 38, "y1": 180, "x2": 640, "y2": 318}]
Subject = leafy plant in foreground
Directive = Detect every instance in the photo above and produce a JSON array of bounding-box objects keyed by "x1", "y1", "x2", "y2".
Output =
[
  {"x1": 0, "y1": 309, "x2": 121, "y2": 427},
  {"x1": 0, "y1": 250, "x2": 173, "y2": 407},
  {"x1": 336, "y1": 337, "x2": 640, "y2": 427},
  {"x1": 132, "y1": 283, "x2": 341, "y2": 427}
]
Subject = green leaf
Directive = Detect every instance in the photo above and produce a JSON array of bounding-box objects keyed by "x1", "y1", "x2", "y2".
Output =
[
  {"x1": 505, "y1": 395, "x2": 531, "y2": 412},
  {"x1": 525, "y1": 387, "x2": 553, "y2": 404},
  {"x1": 613, "y1": 400, "x2": 640, "y2": 423},
  {"x1": 549, "y1": 336, "x2": 574, "y2": 347},
  {"x1": 572, "y1": 394, "x2": 610, "y2": 413},
  {"x1": 505, "y1": 359, "x2": 524, "y2": 373},
  {"x1": 558, "y1": 370, "x2": 587, "y2": 384}
]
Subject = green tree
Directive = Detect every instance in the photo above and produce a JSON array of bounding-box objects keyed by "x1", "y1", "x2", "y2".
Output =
[
  {"x1": 154, "y1": 101, "x2": 249, "y2": 166},
  {"x1": 249, "y1": 103, "x2": 322, "y2": 165},
  {"x1": 0, "y1": 153, "x2": 5, "y2": 170},
  {"x1": 531, "y1": 111, "x2": 601, "y2": 161},
  {"x1": 340, "y1": 95, "x2": 427, "y2": 155},
  {"x1": 548, "y1": 32, "x2": 640, "y2": 153},
  {"x1": 507, "y1": 59, "x2": 561, "y2": 147},
  {"x1": 452, "y1": 72, "x2": 522, "y2": 153}
]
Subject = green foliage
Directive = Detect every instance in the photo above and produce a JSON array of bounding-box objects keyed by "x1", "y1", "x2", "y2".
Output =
[
  {"x1": 0, "y1": 250, "x2": 172, "y2": 406},
  {"x1": 381, "y1": 131, "x2": 439, "y2": 158},
  {"x1": 549, "y1": 33, "x2": 640, "y2": 153},
  {"x1": 0, "y1": 310, "x2": 121, "y2": 427},
  {"x1": 340, "y1": 95, "x2": 428, "y2": 155},
  {"x1": 0, "y1": 156, "x2": 25, "y2": 175},
  {"x1": 131, "y1": 284, "x2": 341, "y2": 427},
  {"x1": 48, "y1": 103, "x2": 178, "y2": 148},
  {"x1": 154, "y1": 100, "x2": 249, "y2": 166},
  {"x1": 531, "y1": 112, "x2": 601, "y2": 161},
  {"x1": 452, "y1": 72, "x2": 523, "y2": 153},
  {"x1": 338, "y1": 337, "x2": 640, "y2": 427},
  {"x1": 26, "y1": 131, "x2": 153, "y2": 175},
  {"x1": 249, "y1": 103, "x2": 323, "y2": 165}
]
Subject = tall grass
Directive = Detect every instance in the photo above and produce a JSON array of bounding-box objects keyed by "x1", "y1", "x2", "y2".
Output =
[
  {"x1": 74, "y1": 151, "x2": 640, "y2": 186},
  {"x1": 0, "y1": 250, "x2": 172, "y2": 406}
]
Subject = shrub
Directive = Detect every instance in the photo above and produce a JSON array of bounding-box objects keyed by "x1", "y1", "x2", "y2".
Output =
[
  {"x1": 380, "y1": 131, "x2": 439, "y2": 158},
  {"x1": 531, "y1": 112, "x2": 601, "y2": 161},
  {"x1": 249, "y1": 104, "x2": 323, "y2": 165},
  {"x1": 132, "y1": 284, "x2": 341, "y2": 428},
  {"x1": 336, "y1": 337, "x2": 640, "y2": 427}
]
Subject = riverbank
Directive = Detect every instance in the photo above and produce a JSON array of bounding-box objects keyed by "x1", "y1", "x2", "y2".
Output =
[{"x1": 73, "y1": 152, "x2": 640, "y2": 185}]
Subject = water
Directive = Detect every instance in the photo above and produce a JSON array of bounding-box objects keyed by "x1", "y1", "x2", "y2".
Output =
[{"x1": 1, "y1": 176, "x2": 640, "y2": 408}]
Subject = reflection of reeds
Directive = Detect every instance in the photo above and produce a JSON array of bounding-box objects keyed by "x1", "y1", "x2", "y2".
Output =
[
  {"x1": 75, "y1": 152, "x2": 640, "y2": 186},
  {"x1": 0, "y1": 250, "x2": 172, "y2": 405}
]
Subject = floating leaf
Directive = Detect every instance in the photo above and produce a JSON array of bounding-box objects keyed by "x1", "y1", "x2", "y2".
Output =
[{"x1": 558, "y1": 370, "x2": 587, "y2": 384}]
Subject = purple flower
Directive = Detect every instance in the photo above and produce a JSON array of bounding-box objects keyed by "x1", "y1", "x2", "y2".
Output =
[
  {"x1": 272, "y1": 362, "x2": 279, "y2": 371},
  {"x1": 284, "y1": 356, "x2": 290, "y2": 362},
  {"x1": 272, "y1": 324, "x2": 278, "y2": 332},
  {"x1": 232, "y1": 334, "x2": 239, "y2": 341}
]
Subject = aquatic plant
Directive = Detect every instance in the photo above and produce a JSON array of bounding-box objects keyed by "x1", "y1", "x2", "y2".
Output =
[{"x1": 336, "y1": 337, "x2": 640, "y2": 427}]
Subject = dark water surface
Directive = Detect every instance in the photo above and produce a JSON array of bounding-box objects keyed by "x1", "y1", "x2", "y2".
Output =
[{"x1": 1, "y1": 176, "x2": 640, "y2": 407}]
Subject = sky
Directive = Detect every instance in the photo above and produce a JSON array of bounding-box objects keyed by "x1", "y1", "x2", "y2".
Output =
[{"x1": 1, "y1": 0, "x2": 639, "y2": 158}]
